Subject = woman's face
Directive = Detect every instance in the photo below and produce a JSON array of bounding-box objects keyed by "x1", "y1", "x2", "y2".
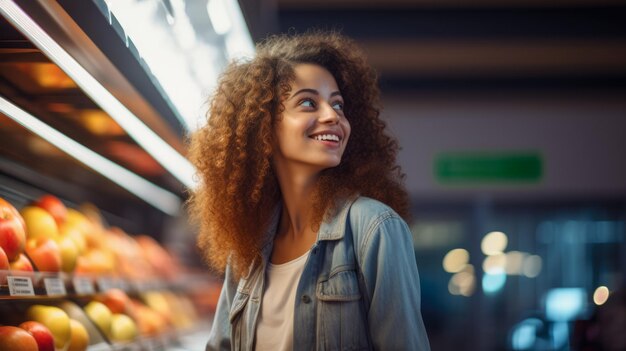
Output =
[{"x1": 273, "y1": 63, "x2": 351, "y2": 174}]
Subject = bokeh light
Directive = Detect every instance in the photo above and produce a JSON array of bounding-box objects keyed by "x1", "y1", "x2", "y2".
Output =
[
  {"x1": 481, "y1": 231, "x2": 508, "y2": 255},
  {"x1": 545, "y1": 288, "x2": 586, "y2": 321},
  {"x1": 448, "y1": 265, "x2": 475, "y2": 297},
  {"x1": 443, "y1": 248, "x2": 470, "y2": 273},
  {"x1": 511, "y1": 318, "x2": 543, "y2": 350},
  {"x1": 482, "y1": 269, "x2": 507, "y2": 294},
  {"x1": 505, "y1": 251, "x2": 526, "y2": 275},
  {"x1": 522, "y1": 255, "x2": 542, "y2": 278},
  {"x1": 593, "y1": 286, "x2": 610, "y2": 305},
  {"x1": 483, "y1": 253, "x2": 506, "y2": 274}
]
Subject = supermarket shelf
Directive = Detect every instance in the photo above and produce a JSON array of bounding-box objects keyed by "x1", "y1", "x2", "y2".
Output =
[{"x1": 1, "y1": 270, "x2": 220, "y2": 299}]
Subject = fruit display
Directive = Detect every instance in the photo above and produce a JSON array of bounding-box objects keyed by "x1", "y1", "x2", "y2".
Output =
[
  {"x1": 18, "y1": 321, "x2": 55, "y2": 351},
  {"x1": 26, "y1": 305, "x2": 71, "y2": 349},
  {"x1": 0, "y1": 302, "x2": 92, "y2": 351},
  {"x1": 1, "y1": 194, "x2": 218, "y2": 350},
  {"x1": 0, "y1": 197, "x2": 27, "y2": 262},
  {"x1": 9, "y1": 253, "x2": 34, "y2": 272},
  {"x1": 0, "y1": 194, "x2": 187, "y2": 281},
  {"x1": 0, "y1": 326, "x2": 39, "y2": 351},
  {"x1": 67, "y1": 319, "x2": 90, "y2": 351}
]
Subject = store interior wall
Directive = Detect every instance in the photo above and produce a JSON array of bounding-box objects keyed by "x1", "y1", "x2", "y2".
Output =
[
  {"x1": 383, "y1": 94, "x2": 626, "y2": 200},
  {"x1": 375, "y1": 86, "x2": 626, "y2": 349}
]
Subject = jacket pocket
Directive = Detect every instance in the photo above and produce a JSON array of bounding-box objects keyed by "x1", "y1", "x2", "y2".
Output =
[
  {"x1": 316, "y1": 268, "x2": 369, "y2": 350},
  {"x1": 317, "y1": 267, "x2": 362, "y2": 301}
]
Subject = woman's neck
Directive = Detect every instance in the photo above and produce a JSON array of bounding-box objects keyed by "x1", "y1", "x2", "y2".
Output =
[{"x1": 275, "y1": 164, "x2": 319, "y2": 240}]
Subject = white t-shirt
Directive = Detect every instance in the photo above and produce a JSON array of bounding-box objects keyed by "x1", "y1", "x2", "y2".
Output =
[{"x1": 255, "y1": 250, "x2": 310, "y2": 351}]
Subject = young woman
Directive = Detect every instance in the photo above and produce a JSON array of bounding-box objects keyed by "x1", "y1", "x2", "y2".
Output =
[{"x1": 188, "y1": 32, "x2": 430, "y2": 351}]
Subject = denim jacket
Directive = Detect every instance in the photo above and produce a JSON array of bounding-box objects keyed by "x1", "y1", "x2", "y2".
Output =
[{"x1": 207, "y1": 196, "x2": 430, "y2": 351}]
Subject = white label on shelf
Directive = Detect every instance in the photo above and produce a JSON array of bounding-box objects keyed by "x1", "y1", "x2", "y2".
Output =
[
  {"x1": 73, "y1": 277, "x2": 95, "y2": 295},
  {"x1": 117, "y1": 279, "x2": 130, "y2": 291},
  {"x1": 142, "y1": 338, "x2": 161, "y2": 351},
  {"x1": 87, "y1": 342, "x2": 114, "y2": 351},
  {"x1": 44, "y1": 277, "x2": 66, "y2": 296},
  {"x1": 134, "y1": 281, "x2": 148, "y2": 291},
  {"x1": 97, "y1": 277, "x2": 115, "y2": 292},
  {"x1": 7, "y1": 276, "x2": 35, "y2": 296}
]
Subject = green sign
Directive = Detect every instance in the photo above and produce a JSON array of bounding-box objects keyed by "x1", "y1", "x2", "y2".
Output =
[{"x1": 435, "y1": 152, "x2": 542, "y2": 183}]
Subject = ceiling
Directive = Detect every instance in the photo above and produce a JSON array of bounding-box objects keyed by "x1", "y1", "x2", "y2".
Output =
[{"x1": 239, "y1": 0, "x2": 626, "y2": 95}]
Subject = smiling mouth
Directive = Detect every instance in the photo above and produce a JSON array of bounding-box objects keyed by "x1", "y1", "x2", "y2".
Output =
[{"x1": 310, "y1": 134, "x2": 341, "y2": 143}]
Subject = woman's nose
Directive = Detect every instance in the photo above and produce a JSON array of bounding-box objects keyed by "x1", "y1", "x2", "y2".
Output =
[{"x1": 319, "y1": 103, "x2": 340, "y2": 124}]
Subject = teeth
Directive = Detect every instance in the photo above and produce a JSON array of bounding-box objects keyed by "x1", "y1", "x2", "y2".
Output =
[{"x1": 313, "y1": 134, "x2": 339, "y2": 142}]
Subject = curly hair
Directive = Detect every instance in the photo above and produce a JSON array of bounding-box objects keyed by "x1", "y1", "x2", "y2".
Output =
[{"x1": 188, "y1": 31, "x2": 409, "y2": 278}]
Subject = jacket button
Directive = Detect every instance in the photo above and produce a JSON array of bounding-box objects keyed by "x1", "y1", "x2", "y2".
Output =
[{"x1": 301, "y1": 295, "x2": 311, "y2": 304}]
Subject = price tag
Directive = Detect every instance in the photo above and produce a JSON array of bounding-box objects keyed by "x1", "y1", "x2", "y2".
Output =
[
  {"x1": 44, "y1": 277, "x2": 67, "y2": 296},
  {"x1": 7, "y1": 276, "x2": 35, "y2": 296},
  {"x1": 97, "y1": 277, "x2": 115, "y2": 292},
  {"x1": 73, "y1": 277, "x2": 95, "y2": 295},
  {"x1": 134, "y1": 281, "x2": 149, "y2": 292},
  {"x1": 87, "y1": 342, "x2": 114, "y2": 351},
  {"x1": 117, "y1": 279, "x2": 130, "y2": 291},
  {"x1": 141, "y1": 338, "x2": 161, "y2": 351}
]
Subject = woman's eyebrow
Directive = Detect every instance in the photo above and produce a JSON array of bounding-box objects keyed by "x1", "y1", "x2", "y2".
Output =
[
  {"x1": 289, "y1": 88, "x2": 318, "y2": 100},
  {"x1": 330, "y1": 91, "x2": 342, "y2": 98},
  {"x1": 288, "y1": 89, "x2": 342, "y2": 100}
]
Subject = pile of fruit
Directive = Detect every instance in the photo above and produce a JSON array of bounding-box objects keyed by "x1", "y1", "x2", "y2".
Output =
[
  {"x1": 1, "y1": 194, "x2": 201, "y2": 349},
  {"x1": 0, "y1": 304, "x2": 89, "y2": 351},
  {"x1": 1, "y1": 194, "x2": 183, "y2": 279}
]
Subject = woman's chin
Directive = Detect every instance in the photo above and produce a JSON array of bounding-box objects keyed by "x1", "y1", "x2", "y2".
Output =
[{"x1": 317, "y1": 159, "x2": 342, "y2": 171}]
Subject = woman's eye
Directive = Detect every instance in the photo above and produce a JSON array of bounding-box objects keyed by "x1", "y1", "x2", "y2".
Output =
[
  {"x1": 332, "y1": 101, "x2": 344, "y2": 111},
  {"x1": 300, "y1": 99, "x2": 315, "y2": 108}
]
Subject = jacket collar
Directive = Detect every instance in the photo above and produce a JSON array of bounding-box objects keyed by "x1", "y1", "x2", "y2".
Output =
[
  {"x1": 317, "y1": 195, "x2": 359, "y2": 241},
  {"x1": 259, "y1": 195, "x2": 359, "y2": 260}
]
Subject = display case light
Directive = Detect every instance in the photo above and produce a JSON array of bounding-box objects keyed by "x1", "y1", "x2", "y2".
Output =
[
  {"x1": 207, "y1": 0, "x2": 232, "y2": 35},
  {"x1": 0, "y1": 0, "x2": 196, "y2": 189},
  {"x1": 218, "y1": 0, "x2": 255, "y2": 59},
  {"x1": 0, "y1": 95, "x2": 182, "y2": 216}
]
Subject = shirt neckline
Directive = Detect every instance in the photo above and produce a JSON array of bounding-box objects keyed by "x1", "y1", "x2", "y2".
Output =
[{"x1": 268, "y1": 249, "x2": 311, "y2": 271}]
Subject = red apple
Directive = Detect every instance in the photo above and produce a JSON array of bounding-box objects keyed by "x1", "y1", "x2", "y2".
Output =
[
  {"x1": 19, "y1": 321, "x2": 55, "y2": 351},
  {"x1": 0, "y1": 197, "x2": 27, "y2": 261},
  {"x1": 0, "y1": 326, "x2": 38, "y2": 351},
  {"x1": 34, "y1": 195, "x2": 68, "y2": 226},
  {"x1": 9, "y1": 253, "x2": 34, "y2": 272},
  {"x1": 98, "y1": 288, "x2": 132, "y2": 314},
  {"x1": 25, "y1": 238, "x2": 61, "y2": 272},
  {"x1": 135, "y1": 235, "x2": 179, "y2": 279},
  {"x1": 0, "y1": 246, "x2": 8, "y2": 270},
  {"x1": 0, "y1": 247, "x2": 8, "y2": 284}
]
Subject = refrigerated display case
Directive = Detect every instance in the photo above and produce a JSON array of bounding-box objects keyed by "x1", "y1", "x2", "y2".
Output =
[{"x1": 0, "y1": 1, "x2": 233, "y2": 349}]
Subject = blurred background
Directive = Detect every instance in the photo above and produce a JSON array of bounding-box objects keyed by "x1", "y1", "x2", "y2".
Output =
[{"x1": 1, "y1": 0, "x2": 625, "y2": 350}]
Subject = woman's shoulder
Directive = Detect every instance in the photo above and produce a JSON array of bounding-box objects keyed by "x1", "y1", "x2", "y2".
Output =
[
  {"x1": 348, "y1": 196, "x2": 404, "y2": 233},
  {"x1": 347, "y1": 196, "x2": 412, "y2": 257},
  {"x1": 350, "y1": 196, "x2": 400, "y2": 218}
]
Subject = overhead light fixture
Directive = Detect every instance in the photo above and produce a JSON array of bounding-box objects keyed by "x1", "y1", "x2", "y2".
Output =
[
  {"x1": 206, "y1": 0, "x2": 254, "y2": 59},
  {"x1": 0, "y1": 0, "x2": 196, "y2": 189},
  {"x1": 0, "y1": 95, "x2": 181, "y2": 216},
  {"x1": 222, "y1": 0, "x2": 255, "y2": 60},
  {"x1": 207, "y1": 0, "x2": 232, "y2": 35}
]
